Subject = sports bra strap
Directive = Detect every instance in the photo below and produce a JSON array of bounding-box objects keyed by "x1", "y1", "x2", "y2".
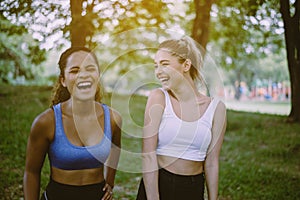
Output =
[
  {"x1": 49, "y1": 102, "x2": 112, "y2": 170},
  {"x1": 53, "y1": 103, "x2": 63, "y2": 137},
  {"x1": 53, "y1": 103, "x2": 111, "y2": 139},
  {"x1": 159, "y1": 88, "x2": 171, "y2": 110},
  {"x1": 102, "y1": 104, "x2": 111, "y2": 140},
  {"x1": 159, "y1": 88, "x2": 219, "y2": 124},
  {"x1": 204, "y1": 98, "x2": 220, "y2": 125}
]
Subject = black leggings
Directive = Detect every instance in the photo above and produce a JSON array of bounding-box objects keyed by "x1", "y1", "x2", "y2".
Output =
[
  {"x1": 40, "y1": 179, "x2": 105, "y2": 200},
  {"x1": 136, "y1": 168, "x2": 205, "y2": 200}
]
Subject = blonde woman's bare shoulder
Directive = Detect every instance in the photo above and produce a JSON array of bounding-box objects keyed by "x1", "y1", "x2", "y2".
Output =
[
  {"x1": 147, "y1": 88, "x2": 165, "y2": 104},
  {"x1": 215, "y1": 99, "x2": 226, "y2": 115},
  {"x1": 213, "y1": 99, "x2": 227, "y2": 129}
]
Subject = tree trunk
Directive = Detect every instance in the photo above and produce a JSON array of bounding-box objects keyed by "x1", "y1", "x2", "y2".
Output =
[
  {"x1": 280, "y1": 0, "x2": 300, "y2": 123},
  {"x1": 191, "y1": 0, "x2": 215, "y2": 51},
  {"x1": 70, "y1": 0, "x2": 86, "y2": 47}
]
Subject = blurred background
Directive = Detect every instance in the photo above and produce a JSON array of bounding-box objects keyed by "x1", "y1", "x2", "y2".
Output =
[
  {"x1": 1, "y1": 0, "x2": 298, "y2": 119},
  {"x1": 1, "y1": 0, "x2": 299, "y2": 199}
]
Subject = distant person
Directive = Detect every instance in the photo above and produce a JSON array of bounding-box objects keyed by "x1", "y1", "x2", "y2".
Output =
[
  {"x1": 23, "y1": 47, "x2": 122, "y2": 200},
  {"x1": 136, "y1": 36, "x2": 227, "y2": 200},
  {"x1": 234, "y1": 81, "x2": 241, "y2": 100}
]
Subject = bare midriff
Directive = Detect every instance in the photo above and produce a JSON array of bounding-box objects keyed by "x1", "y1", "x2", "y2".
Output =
[
  {"x1": 157, "y1": 155, "x2": 204, "y2": 175},
  {"x1": 51, "y1": 166, "x2": 104, "y2": 185}
]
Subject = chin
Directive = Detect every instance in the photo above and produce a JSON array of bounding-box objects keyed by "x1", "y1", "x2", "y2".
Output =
[
  {"x1": 161, "y1": 84, "x2": 171, "y2": 90},
  {"x1": 75, "y1": 97, "x2": 95, "y2": 102},
  {"x1": 73, "y1": 93, "x2": 96, "y2": 102}
]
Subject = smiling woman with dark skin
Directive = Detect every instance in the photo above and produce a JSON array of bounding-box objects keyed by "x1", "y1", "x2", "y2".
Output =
[{"x1": 23, "y1": 47, "x2": 122, "y2": 200}]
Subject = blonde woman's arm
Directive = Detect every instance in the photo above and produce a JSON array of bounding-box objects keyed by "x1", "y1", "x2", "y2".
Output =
[
  {"x1": 142, "y1": 89, "x2": 165, "y2": 200},
  {"x1": 205, "y1": 102, "x2": 227, "y2": 200}
]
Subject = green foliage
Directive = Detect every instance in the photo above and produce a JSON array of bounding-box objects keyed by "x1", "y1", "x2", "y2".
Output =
[
  {"x1": 209, "y1": 0, "x2": 287, "y2": 89},
  {"x1": 1, "y1": 0, "x2": 289, "y2": 88},
  {"x1": 0, "y1": 0, "x2": 174, "y2": 50},
  {"x1": 212, "y1": 0, "x2": 284, "y2": 65},
  {"x1": 83, "y1": 0, "x2": 175, "y2": 49},
  {"x1": 256, "y1": 48, "x2": 289, "y2": 82},
  {"x1": 1, "y1": 0, "x2": 69, "y2": 48},
  {"x1": 222, "y1": 47, "x2": 289, "y2": 90},
  {"x1": 1, "y1": 85, "x2": 300, "y2": 199},
  {"x1": 0, "y1": 14, "x2": 46, "y2": 84}
]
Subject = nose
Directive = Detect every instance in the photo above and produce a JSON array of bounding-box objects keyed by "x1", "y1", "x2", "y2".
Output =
[
  {"x1": 155, "y1": 65, "x2": 163, "y2": 76},
  {"x1": 78, "y1": 69, "x2": 89, "y2": 78}
]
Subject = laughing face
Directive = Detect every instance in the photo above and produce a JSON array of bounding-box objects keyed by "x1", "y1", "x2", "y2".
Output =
[
  {"x1": 154, "y1": 49, "x2": 185, "y2": 90},
  {"x1": 61, "y1": 51, "x2": 100, "y2": 101}
]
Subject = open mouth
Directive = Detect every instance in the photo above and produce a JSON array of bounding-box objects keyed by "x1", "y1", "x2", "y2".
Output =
[
  {"x1": 77, "y1": 81, "x2": 92, "y2": 89},
  {"x1": 159, "y1": 77, "x2": 169, "y2": 84}
]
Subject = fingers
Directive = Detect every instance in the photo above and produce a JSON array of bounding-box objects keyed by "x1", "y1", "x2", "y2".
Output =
[{"x1": 102, "y1": 183, "x2": 113, "y2": 200}]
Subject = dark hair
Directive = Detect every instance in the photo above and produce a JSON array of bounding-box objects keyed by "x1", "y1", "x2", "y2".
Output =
[
  {"x1": 50, "y1": 47, "x2": 102, "y2": 106},
  {"x1": 158, "y1": 36, "x2": 204, "y2": 82}
]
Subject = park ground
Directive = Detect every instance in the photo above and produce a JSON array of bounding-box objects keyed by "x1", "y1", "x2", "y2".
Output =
[
  {"x1": 0, "y1": 85, "x2": 299, "y2": 200},
  {"x1": 225, "y1": 100, "x2": 291, "y2": 116}
]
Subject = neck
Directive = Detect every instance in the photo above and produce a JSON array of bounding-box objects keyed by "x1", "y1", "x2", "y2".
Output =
[
  {"x1": 67, "y1": 98, "x2": 97, "y2": 117},
  {"x1": 171, "y1": 77, "x2": 199, "y2": 102}
]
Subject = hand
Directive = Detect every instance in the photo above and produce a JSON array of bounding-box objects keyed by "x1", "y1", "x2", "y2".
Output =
[{"x1": 102, "y1": 183, "x2": 113, "y2": 200}]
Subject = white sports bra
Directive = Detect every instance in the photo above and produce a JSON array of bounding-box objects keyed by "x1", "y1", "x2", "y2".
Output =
[{"x1": 156, "y1": 89, "x2": 220, "y2": 161}]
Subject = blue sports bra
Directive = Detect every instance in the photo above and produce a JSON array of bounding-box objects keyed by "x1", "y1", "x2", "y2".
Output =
[{"x1": 48, "y1": 103, "x2": 112, "y2": 170}]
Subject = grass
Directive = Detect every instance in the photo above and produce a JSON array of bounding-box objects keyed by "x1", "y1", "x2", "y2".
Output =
[
  {"x1": 0, "y1": 85, "x2": 300, "y2": 200},
  {"x1": 219, "y1": 111, "x2": 300, "y2": 199}
]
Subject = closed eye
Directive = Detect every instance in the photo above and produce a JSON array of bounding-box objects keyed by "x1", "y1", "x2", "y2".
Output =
[
  {"x1": 69, "y1": 67, "x2": 79, "y2": 73},
  {"x1": 161, "y1": 62, "x2": 169, "y2": 66},
  {"x1": 86, "y1": 65, "x2": 97, "y2": 72},
  {"x1": 154, "y1": 61, "x2": 170, "y2": 69}
]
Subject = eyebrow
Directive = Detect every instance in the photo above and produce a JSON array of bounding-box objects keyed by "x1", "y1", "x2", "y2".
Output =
[
  {"x1": 68, "y1": 64, "x2": 97, "y2": 69},
  {"x1": 69, "y1": 66, "x2": 80, "y2": 70},
  {"x1": 86, "y1": 64, "x2": 97, "y2": 68},
  {"x1": 154, "y1": 59, "x2": 170, "y2": 64}
]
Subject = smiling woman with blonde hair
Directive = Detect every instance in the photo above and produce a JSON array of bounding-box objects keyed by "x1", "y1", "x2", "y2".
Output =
[{"x1": 136, "y1": 36, "x2": 227, "y2": 200}]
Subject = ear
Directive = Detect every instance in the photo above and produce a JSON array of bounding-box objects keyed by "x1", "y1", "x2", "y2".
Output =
[
  {"x1": 60, "y1": 75, "x2": 66, "y2": 87},
  {"x1": 183, "y1": 59, "x2": 192, "y2": 72}
]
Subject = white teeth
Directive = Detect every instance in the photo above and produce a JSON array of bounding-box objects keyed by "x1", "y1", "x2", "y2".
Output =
[{"x1": 77, "y1": 82, "x2": 92, "y2": 88}]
